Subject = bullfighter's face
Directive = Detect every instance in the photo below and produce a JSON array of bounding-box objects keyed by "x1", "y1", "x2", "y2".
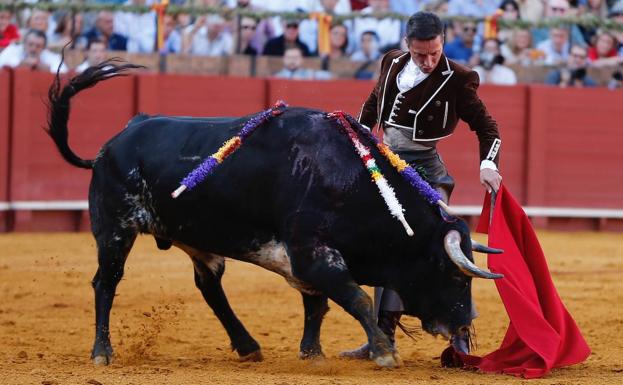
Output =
[{"x1": 406, "y1": 35, "x2": 443, "y2": 74}]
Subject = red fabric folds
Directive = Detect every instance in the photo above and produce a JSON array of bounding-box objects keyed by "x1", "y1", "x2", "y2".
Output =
[{"x1": 454, "y1": 185, "x2": 590, "y2": 378}]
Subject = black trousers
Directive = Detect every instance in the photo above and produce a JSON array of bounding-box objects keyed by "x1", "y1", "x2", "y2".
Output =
[{"x1": 394, "y1": 147, "x2": 455, "y2": 204}]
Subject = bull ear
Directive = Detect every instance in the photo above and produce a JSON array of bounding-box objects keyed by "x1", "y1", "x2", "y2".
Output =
[
  {"x1": 471, "y1": 239, "x2": 504, "y2": 254},
  {"x1": 445, "y1": 231, "x2": 504, "y2": 279}
]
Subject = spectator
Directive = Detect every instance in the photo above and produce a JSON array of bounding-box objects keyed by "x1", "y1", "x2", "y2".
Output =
[
  {"x1": 447, "y1": 0, "x2": 499, "y2": 17},
  {"x1": 114, "y1": 0, "x2": 157, "y2": 53},
  {"x1": 588, "y1": 30, "x2": 623, "y2": 67},
  {"x1": 182, "y1": 14, "x2": 234, "y2": 56},
  {"x1": 536, "y1": 26, "x2": 570, "y2": 65},
  {"x1": 497, "y1": 0, "x2": 521, "y2": 44},
  {"x1": 610, "y1": 1, "x2": 623, "y2": 57},
  {"x1": 578, "y1": 0, "x2": 608, "y2": 43},
  {"x1": 162, "y1": 14, "x2": 182, "y2": 54},
  {"x1": 518, "y1": 0, "x2": 545, "y2": 22},
  {"x1": 499, "y1": 0, "x2": 521, "y2": 20},
  {"x1": 326, "y1": 23, "x2": 349, "y2": 59},
  {"x1": 351, "y1": 0, "x2": 402, "y2": 52},
  {"x1": 580, "y1": 0, "x2": 608, "y2": 18},
  {"x1": 425, "y1": 0, "x2": 450, "y2": 14},
  {"x1": 532, "y1": 0, "x2": 587, "y2": 46},
  {"x1": 299, "y1": 0, "x2": 352, "y2": 55},
  {"x1": 473, "y1": 38, "x2": 518, "y2": 85},
  {"x1": 229, "y1": 0, "x2": 276, "y2": 55},
  {"x1": 607, "y1": 69, "x2": 622, "y2": 89},
  {"x1": 263, "y1": 19, "x2": 312, "y2": 57},
  {"x1": 390, "y1": 0, "x2": 434, "y2": 15},
  {"x1": 83, "y1": 11, "x2": 128, "y2": 51},
  {"x1": 544, "y1": 44, "x2": 597, "y2": 87},
  {"x1": 22, "y1": 9, "x2": 53, "y2": 40},
  {"x1": 75, "y1": 38, "x2": 108, "y2": 73},
  {"x1": 234, "y1": 16, "x2": 259, "y2": 55},
  {"x1": 300, "y1": 0, "x2": 352, "y2": 13},
  {"x1": 0, "y1": 9, "x2": 20, "y2": 50},
  {"x1": 48, "y1": 12, "x2": 84, "y2": 50},
  {"x1": 500, "y1": 28, "x2": 544, "y2": 65},
  {"x1": 350, "y1": 0, "x2": 369, "y2": 10},
  {"x1": 0, "y1": 29, "x2": 67, "y2": 73},
  {"x1": 444, "y1": 20, "x2": 479, "y2": 65},
  {"x1": 351, "y1": 30, "x2": 381, "y2": 61},
  {"x1": 273, "y1": 46, "x2": 332, "y2": 79}
]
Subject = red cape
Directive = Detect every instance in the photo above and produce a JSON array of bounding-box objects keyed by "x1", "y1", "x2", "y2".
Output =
[{"x1": 442, "y1": 185, "x2": 590, "y2": 378}]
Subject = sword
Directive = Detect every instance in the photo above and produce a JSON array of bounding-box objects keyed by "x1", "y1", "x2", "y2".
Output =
[{"x1": 489, "y1": 189, "x2": 497, "y2": 227}]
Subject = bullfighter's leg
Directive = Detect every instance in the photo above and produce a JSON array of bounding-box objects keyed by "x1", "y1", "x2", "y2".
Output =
[
  {"x1": 190, "y1": 253, "x2": 262, "y2": 362},
  {"x1": 289, "y1": 243, "x2": 403, "y2": 368},
  {"x1": 299, "y1": 293, "x2": 329, "y2": 359},
  {"x1": 91, "y1": 227, "x2": 137, "y2": 365}
]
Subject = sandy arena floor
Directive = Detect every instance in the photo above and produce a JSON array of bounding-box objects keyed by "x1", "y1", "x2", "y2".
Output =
[{"x1": 0, "y1": 231, "x2": 622, "y2": 385}]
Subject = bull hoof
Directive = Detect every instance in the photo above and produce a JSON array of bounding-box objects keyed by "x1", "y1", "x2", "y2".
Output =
[
  {"x1": 299, "y1": 349, "x2": 325, "y2": 360},
  {"x1": 93, "y1": 354, "x2": 112, "y2": 366},
  {"x1": 238, "y1": 349, "x2": 263, "y2": 362},
  {"x1": 373, "y1": 351, "x2": 403, "y2": 369},
  {"x1": 338, "y1": 342, "x2": 370, "y2": 360}
]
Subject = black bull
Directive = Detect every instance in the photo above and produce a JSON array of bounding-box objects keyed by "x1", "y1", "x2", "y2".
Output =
[{"x1": 46, "y1": 62, "x2": 502, "y2": 368}]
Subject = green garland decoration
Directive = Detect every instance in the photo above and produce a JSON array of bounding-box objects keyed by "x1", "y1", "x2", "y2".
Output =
[{"x1": 0, "y1": 1, "x2": 621, "y2": 31}]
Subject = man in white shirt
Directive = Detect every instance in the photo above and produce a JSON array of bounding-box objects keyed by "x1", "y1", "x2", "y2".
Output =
[
  {"x1": 0, "y1": 29, "x2": 67, "y2": 73},
  {"x1": 342, "y1": 11, "x2": 502, "y2": 361},
  {"x1": 273, "y1": 46, "x2": 332, "y2": 79},
  {"x1": 182, "y1": 14, "x2": 233, "y2": 56},
  {"x1": 473, "y1": 38, "x2": 518, "y2": 85}
]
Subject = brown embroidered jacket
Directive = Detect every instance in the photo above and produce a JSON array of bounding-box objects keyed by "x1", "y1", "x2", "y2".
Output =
[{"x1": 358, "y1": 49, "x2": 501, "y2": 164}]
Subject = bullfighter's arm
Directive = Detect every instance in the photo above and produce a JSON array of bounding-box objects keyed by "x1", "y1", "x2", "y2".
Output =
[{"x1": 456, "y1": 70, "x2": 503, "y2": 192}]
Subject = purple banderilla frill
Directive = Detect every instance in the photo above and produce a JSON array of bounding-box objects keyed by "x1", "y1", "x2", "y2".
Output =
[
  {"x1": 171, "y1": 101, "x2": 288, "y2": 198},
  {"x1": 342, "y1": 114, "x2": 443, "y2": 206}
]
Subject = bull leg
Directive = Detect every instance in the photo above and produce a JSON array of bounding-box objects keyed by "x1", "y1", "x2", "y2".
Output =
[
  {"x1": 289, "y1": 244, "x2": 402, "y2": 368},
  {"x1": 299, "y1": 293, "x2": 329, "y2": 359},
  {"x1": 191, "y1": 254, "x2": 262, "y2": 361},
  {"x1": 91, "y1": 228, "x2": 137, "y2": 365}
]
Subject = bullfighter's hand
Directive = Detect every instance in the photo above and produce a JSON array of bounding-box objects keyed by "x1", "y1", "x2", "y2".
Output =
[{"x1": 480, "y1": 168, "x2": 502, "y2": 193}]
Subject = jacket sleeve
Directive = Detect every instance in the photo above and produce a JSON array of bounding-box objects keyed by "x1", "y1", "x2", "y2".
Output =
[
  {"x1": 456, "y1": 70, "x2": 501, "y2": 166},
  {"x1": 357, "y1": 52, "x2": 393, "y2": 129}
]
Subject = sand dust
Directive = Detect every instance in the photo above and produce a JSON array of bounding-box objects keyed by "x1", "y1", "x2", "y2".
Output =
[{"x1": 0, "y1": 231, "x2": 622, "y2": 384}]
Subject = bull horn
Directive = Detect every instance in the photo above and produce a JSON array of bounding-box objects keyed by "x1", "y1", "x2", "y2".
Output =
[
  {"x1": 445, "y1": 230, "x2": 504, "y2": 279},
  {"x1": 471, "y1": 239, "x2": 504, "y2": 254}
]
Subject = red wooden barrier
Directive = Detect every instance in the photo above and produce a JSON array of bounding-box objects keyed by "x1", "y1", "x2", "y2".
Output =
[
  {"x1": 527, "y1": 85, "x2": 623, "y2": 209},
  {"x1": 438, "y1": 85, "x2": 529, "y2": 205},
  {"x1": 267, "y1": 79, "x2": 374, "y2": 116},
  {"x1": 526, "y1": 85, "x2": 623, "y2": 230},
  {"x1": 9, "y1": 70, "x2": 137, "y2": 231},
  {"x1": 2, "y1": 73, "x2": 623, "y2": 232},
  {"x1": 137, "y1": 74, "x2": 266, "y2": 117},
  {"x1": 0, "y1": 70, "x2": 10, "y2": 232}
]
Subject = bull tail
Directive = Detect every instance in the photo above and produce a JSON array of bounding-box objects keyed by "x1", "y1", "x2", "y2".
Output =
[{"x1": 46, "y1": 57, "x2": 144, "y2": 169}]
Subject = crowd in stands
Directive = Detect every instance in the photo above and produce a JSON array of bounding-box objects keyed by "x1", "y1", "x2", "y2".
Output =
[{"x1": 0, "y1": 0, "x2": 622, "y2": 88}]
